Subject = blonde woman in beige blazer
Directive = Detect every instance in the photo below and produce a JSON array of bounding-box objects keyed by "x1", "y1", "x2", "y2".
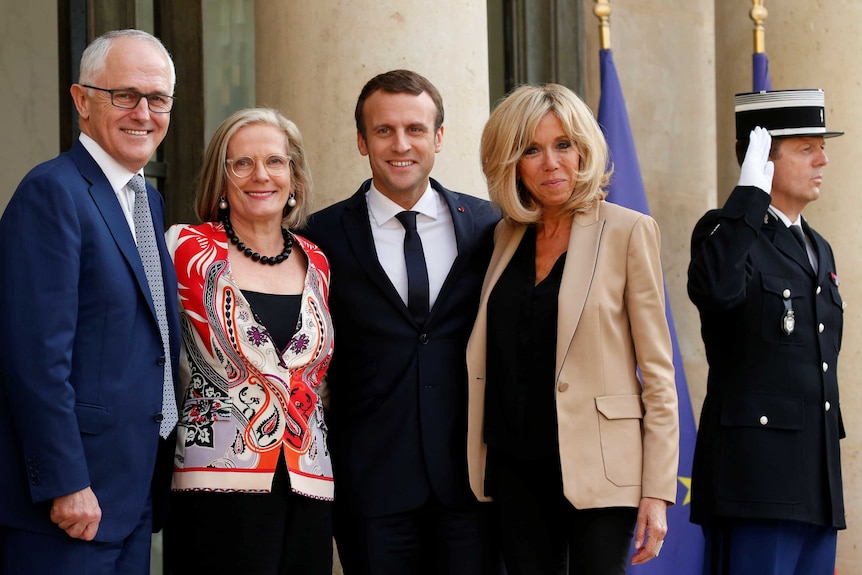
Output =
[{"x1": 466, "y1": 83, "x2": 679, "y2": 575}]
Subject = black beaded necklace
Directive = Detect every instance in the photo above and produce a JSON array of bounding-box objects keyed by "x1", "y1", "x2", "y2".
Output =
[{"x1": 222, "y1": 215, "x2": 293, "y2": 265}]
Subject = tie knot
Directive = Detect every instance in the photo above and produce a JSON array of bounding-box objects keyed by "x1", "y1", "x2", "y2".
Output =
[{"x1": 395, "y1": 210, "x2": 419, "y2": 231}]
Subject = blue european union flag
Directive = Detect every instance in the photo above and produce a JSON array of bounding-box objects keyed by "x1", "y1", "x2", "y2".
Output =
[
  {"x1": 753, "y1": 52, "x2": 772, "y2": 92},
  {"x1": 597, "y1": 47, "x2": 704, "y2": 574}
]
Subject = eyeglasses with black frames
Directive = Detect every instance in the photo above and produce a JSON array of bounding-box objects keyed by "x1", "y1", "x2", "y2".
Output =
[
  {"x1": 225, "y1": 155, "x2": 291, "y2": 179},
  {"x1": 81, "y1": 85, "x2": 175, "y2": 113}
]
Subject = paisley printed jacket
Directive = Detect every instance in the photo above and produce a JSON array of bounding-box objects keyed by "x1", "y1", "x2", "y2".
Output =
[{"x1": 166, "y1": 223, "x2": 334, "y2": 500}]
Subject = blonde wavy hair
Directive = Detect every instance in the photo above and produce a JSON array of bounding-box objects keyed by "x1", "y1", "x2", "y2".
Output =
[{"x1": 480, "y1": 83, "x2": 611, "y2": 223}]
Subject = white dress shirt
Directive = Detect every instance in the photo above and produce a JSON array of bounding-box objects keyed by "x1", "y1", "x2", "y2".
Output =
[{"x1": 366, "y1": 183, "x2": 457, "y2": 310}]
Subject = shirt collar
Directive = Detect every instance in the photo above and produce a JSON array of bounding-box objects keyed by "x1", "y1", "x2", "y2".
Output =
[
  {"x1": 78, "y1": 133, "x2": 143, "y2": 191},
  {"x1": 768, "y1": 205, "x2": 803, "y2": 228},
  {"x1": 366, "y1": 182, "x2": 438, "y2": 227}
]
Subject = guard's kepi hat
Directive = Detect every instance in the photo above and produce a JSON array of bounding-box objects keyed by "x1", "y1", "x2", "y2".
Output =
[{"x1": 735, "y1": 89, "x2": 844, "y2": 140}]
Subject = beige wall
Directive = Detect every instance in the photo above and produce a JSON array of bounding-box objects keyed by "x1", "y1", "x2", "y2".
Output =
[
  {"x1": 254, "y1": 1, "x2": 491, "y2": 210},
  {"x1": 0, "y1": 0, "x2": 59, "y2": 212}
]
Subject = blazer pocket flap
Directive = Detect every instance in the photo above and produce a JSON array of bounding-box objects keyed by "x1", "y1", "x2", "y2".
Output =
[
  {"x1": 720, "y1": 392, "x2": 803, "y2": 430},
  {"x1": 75, "y1": 403, "x2": 109, "y2": 435},
  {"x1": 595, "y1": 394, "x2": 644, "y2": 420}
]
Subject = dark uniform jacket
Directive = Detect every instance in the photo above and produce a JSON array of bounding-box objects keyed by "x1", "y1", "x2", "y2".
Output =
[{"x1": 687, "y1": 185, "x2": 846, "y2": 529}]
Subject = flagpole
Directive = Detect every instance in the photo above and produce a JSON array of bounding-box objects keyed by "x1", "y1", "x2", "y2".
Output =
[
  {"x1": 594, "y1": 0, "x2": 611, "y2": 51},
  {"x1": 751, "y1": 0, "x2": 768, "y2": 54}
]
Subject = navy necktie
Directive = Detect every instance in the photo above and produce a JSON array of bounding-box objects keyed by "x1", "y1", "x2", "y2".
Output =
[
  {"x1": 130, "y1": 175, "x2": 178, "y2": 438},
  {"x1": 395, "y1": 211, "x2": 429, "y2": 324}
]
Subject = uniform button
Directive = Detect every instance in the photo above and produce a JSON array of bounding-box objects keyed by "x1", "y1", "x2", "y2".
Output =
[
  {"x1": 825, "y1": 401, "x2": 831, "y2": 411},
  {"x1": 155, "y1": 413, "x2": 164, "y2": 423},
  {"x1": 759, "y1": 415, "x2": 768, "y2": 426},
  {"x1": 558, "y1": 382, "x2": 569, "y2": 392},
  {"x1": 782, "y1": 289, "x2": 791, "y2": 299},
  {"x1": 419, "y1": 333, "x2": 429, "y2": 344},
  {"x1": 822, "y1": 362, "x2": 829, "y2": 373},
  {"x1": 157, "y1": 356, "x2": 166, "y2": 366},
  {"x1": 816, "y1": 286, "x2": 822, "y2": 295},
  {"x1": 818, "y1": 323, "x2": 825, "y2": 333}
]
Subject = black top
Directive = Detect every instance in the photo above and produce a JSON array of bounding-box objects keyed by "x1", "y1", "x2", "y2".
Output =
[
  {"x1": 485, "y1": 225, "x2": 566, "y2": 459},
  {"x1": 242, "y1": 291, "x2": 301, "y2": 353}
]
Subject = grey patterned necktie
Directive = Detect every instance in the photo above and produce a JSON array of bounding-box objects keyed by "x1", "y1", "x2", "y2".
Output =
[{"x1": 130, "y1": 175, "x2": 177, "y2": 438}]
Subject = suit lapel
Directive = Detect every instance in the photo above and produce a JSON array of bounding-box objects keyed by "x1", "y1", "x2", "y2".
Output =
[
  {"x1": 433, "y1": 182, "x2": 478, "y2": 314},
  {"x1": 765, "y1": 212, "x2": 814, "y2": 275},
  {"x1": 339, "y1": 184, "x2": 415, "y2": 323},
  {"x1": 555, "y1": 204, "x2": 604, "y2": 380},
  {"x1": 70, "y1": 142, "x2": 157, "y2": 315}
]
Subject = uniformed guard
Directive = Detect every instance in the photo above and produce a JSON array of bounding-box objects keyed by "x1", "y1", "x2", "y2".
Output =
[{"x1": 687, "y1": 89, "x2": 846, "y2": 575}]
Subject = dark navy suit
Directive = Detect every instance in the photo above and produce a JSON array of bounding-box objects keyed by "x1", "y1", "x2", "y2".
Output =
[
  {"x1": 0, "y1": 140, "x2": 180, "y2": 557},
  {"x1": 304, "y1": 178, "x2": 500, "y2": 574},
  {"x1": 688, "y1": 185, "x2": 845, "y2": 572}
]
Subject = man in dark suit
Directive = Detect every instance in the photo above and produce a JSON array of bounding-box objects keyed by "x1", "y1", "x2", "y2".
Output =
[
  {"x1": 688, "y1": 89, "x2": 846, "y2": 574},
  {"x1": 303, "y1": 69, "x2": 500, "y2": 574},
  {"x1": 0, "y1": 30, "x2": 180, "y2": 575}
]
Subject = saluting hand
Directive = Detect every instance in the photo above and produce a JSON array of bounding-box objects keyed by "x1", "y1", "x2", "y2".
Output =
[{"x1": 737, "y1": 126, "x2": 775, "y2": 194}]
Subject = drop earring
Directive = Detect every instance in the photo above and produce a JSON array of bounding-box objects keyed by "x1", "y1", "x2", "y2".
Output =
[
  {"x1": 287, "y1": 193, "x2": 297, "y2": 207},
  {"x1": 219, "y1": 196, "x2": 228, "y2": 210}
]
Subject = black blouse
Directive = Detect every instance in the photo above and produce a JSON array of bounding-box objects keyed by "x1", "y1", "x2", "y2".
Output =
[
  {"x1": 484, "y1": 226, "x2": 566, "y2": 459},
  {"x1": 242, "y1": 291, "x2": 301, "y2": 353}
]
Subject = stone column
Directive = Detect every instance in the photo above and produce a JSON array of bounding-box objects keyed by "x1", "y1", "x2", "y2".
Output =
[
  {"x1": 716, "y1": 1, "x2": 862, "y2": 569},
  {"x1": 255, "y1": 1, "x2": 490, "y2": 209}
]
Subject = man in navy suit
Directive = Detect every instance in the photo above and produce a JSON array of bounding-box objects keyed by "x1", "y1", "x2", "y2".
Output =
[
  {"x1": 0, "y1": 29, "x2": 180, "y2": 575},
  {"x1": 688, "y1": 89, "x2": 846, "y2": 574},
  {"x1": 304, "y1": 70, "x2": 501, "y2": 574}
]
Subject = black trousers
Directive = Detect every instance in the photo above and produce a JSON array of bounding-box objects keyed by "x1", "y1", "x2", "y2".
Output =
[
  {"x1": 334, "y1": 493, "x2": 502, "y2": 575},
  {"x1": 163, "y1": 455, "x2": 333, "y2": 575},
  {"x1": 487, "y1": 448, "x2": 636, "y2": 575}
]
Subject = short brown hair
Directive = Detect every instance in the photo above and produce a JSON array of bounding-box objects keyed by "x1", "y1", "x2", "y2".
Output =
[{"x1": 354, "y1": 70, "x2": 444, "y2": 139}]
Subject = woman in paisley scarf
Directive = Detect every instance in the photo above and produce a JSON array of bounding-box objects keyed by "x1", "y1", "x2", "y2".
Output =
[{"x1": 163, "y1": 108, "x2": 335, "y2": 575}]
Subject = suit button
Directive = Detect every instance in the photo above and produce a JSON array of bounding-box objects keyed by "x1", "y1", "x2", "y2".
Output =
[
  {"x1": 155, "y1": 413, "x2": 164, "y2": 423},
  {"x1": 816, "y1": 286, "x2": 822, "y2": 295},
  {"x1": 782, "y1": 289, "x2": 791, "y2": 299},
  {"x1": 419, "y1": 333, "x2": 429, "y2": 344},
  {"x1": 819, "y1": 323, "x2": 825, "y2": 333},
  {"x1": 759, "y1": 415, "x2": 768, "y2": 426},
  {"x1": 822, "y1": 362, "x2": 829, "y2": 373},
  {"x1": 157, "y1": 356, "x2": 166, "y2": 366},
  {"x1": 825, "y1": 401, "x2": 831, "y2": 411},
  {"x1": 558, "y1": 382, "x2": 569, "y2": 392}
]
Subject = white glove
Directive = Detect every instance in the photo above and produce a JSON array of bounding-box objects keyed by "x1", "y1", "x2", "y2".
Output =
[{"x1": 737, "y1": 126, "x2": 775, "y2": 194}]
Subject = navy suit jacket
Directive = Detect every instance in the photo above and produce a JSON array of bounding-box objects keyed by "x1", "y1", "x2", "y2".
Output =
[
  {"x1": 688, "y1": 186, "x2": 845, "y2": 529},
  {"x1": 0, "y1": 140, "x2": 181, "y2": 541},
  {"x1": 303, "y1": 178, "x2": 499, "y2": 518}
]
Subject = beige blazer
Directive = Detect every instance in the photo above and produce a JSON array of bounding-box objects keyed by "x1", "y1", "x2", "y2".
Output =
[{"x1": 466, "y1": 200, "x2": 679, "y2": 509}]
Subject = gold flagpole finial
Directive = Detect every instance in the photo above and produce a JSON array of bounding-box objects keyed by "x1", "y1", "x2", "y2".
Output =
[
  {"x1": 594, "y1": 0, "x2": 612, "y2": 51},
  {"x1": 751, "y1": 0, "x2": 768, "y2": 54}
]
